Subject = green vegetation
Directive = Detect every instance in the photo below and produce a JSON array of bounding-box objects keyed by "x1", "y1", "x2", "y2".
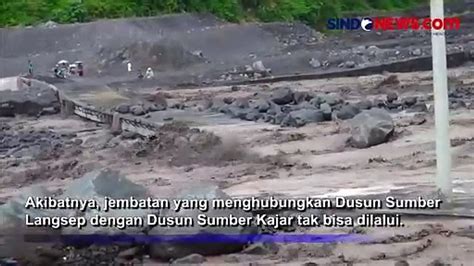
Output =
[{"x1": 0, "y1": 0, "x2": 427, "y2": 28}]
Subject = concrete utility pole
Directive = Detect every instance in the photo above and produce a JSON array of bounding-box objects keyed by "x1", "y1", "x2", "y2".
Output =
[{"x1": 430, "y1": 0, "x2": 452, "y2": 200}]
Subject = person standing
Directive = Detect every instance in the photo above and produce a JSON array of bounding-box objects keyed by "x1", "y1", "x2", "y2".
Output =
[
  {"x1": 145, "y1": 67, "x2": 154, "y2": 79},
  {"x1": 77, "y1": 62, "x2": 84, "y2": 77},
  {"x1": 28, "y1": 60, "x2": 33, "y2": 77}
]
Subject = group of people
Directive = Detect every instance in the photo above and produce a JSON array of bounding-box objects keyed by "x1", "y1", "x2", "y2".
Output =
[
  {"x1": 127, "y1": 62, "x2": 154, "y2": 79},
  {"x1": 27, "y1": 59, "x2": 153, "y2": 80},
  {"x1": 26, "y1": 59, "x2": 84, "y2": 79},
  {"x1": 52, "y1": 60, "x2": 84, "y2": 79}
]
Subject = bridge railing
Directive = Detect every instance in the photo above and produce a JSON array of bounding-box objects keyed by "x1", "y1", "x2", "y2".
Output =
[{"x1": 27, "y1": 77, "x2": 160, "y2": 138}]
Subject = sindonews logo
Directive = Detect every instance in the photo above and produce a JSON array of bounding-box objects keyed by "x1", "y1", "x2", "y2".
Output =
[{"x1": 327, "y1": 17, "x2": 461, "y2": 31}]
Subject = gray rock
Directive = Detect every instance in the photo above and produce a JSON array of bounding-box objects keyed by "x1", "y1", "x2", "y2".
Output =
[
  {"x1": 267, "y1": 102, "x2": 283, "y2": 115},
  {"x1": 245, "y1": 111, "x2": 262, "y2": 121},
  {"x1": 232, "y1": 98, "x2": 250, "y2": 109},
  {"x1": 115, "y1": 104, "x2": 130, "y2": 114},
  {"x1": 407, "y1": 103, "x2": 428, "y2": 113},
  {"x1": 367, "y1": 45, "x2": 379, "y2": 56},
  {"x1": 43, "y1": 20, "x2": 58, "y2": 29},
  {"x1": 349, "y1": 109, "x2": 394, "y2": 148},
  {"x1": 293, "y1": 91, "x2": 310, "y2": 104},
  {"x1": 394, "y1": 260, "x2": 410, "y2": 266},
  {"x1": 287, "y1": 109, "x2": 325, "y2": 126},
  {"x1": 228, "y1": 107, "x2": 251, "y2": 120},
  {"x1": 273, "y1": 113, "x2": 287, "y2": 125},
  {"x1": 251, "y1": 99, "x2": 271, "y2": 113},
  {"x1": 320, "y1": 93, "x2": 343, "y2": 106},
  {"x1": 356, "y1": 100, "x2": 373, "y2": 110},
  {"x1": 172, "y1": 253, "x2": 206, "y2": 264},
  {"x1": 130, "y1": 105, "x2": 146, "y2": 116},
  {"x1": 223, "y1": 97, "x2": 235, "y2": 104},
  {"x1": 271, "y1": 87, "x2": 294, "y2": 105},
  {"x1": 411, "y1": 48, "x2": 422, "y2": 56},
  {"x1": 344, "y1": 61, "x2": 356, "y2": 68},
  {"x1": 59, "y1": 169, "x2": 151, "y2": 235},
  {"x1": 402, "y1": 96, "x2": 417, "y2": 107},
  {"x1": 281, "y1": 114, "x2": 299, "y2": 127},
  {"x1": 263, "y1": 114, "x2": 274, "y2": 123},
  {"x1": 319, "y1": 103, "x2": 332, "y2": 121},
  {"x1": 309, "y1": 96, "x2": 322, "y2": 108},
  {"x1": 149, "y1": 185, "x2": 257, "y2": 260},
  {"x1": 386, "y1": 92, "x2": 398, "y2": 103},
  {"x1": 143, "y1": 103, "x2": 163, "y2": 112},
  {"x1": 334, "y1": 104, "x2": 360, "y2": 120},
  {"x1": 427, "y1": 259, "x2": 449, "y2": 266}
]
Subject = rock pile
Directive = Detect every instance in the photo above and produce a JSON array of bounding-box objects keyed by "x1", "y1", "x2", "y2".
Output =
[
  {"x1": 207, "y1": 86, "x2": 429, "y2": 128},
  {"x1": 114, "y1": 92, "x2": 168, "y2": 116},
  {"x1": 448, "y1": 86, "x2": 474, "y2": 109}
]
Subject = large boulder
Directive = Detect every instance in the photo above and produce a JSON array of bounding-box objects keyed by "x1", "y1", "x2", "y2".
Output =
[
  {"x1": 59, "y1": 168, "x2": 152, "y2": 236},
  {"x1": 319, "y1": 103, "x2": 332, "y2": 121},
  {"x1": 320, "y1": 93, "x2": 343, "y2": 106},
  {"x1": 130, "y1": 105, "x2": 146, "y2": 116},
  {"x1": 251, "y1": 99, "x2": 271, "y2": 113},
  {"x1": 402, "y1": 96, "x2": 417, "y2": 107},
  {"x1": 356, "y1": 100, "x2": 373, "y2": 110},
  {"x1": 293, "y1": 91, "x2": 311, "y2": 104},
  {"x1": 115, "y1": 103, "x2": 130, "y2": 114},
  {"x1": 232, "y1": 98, "x2": 250, "y2": 109},
  {"x1": 386, "y1": 92, "x2": 398, "y2": 103},
  {"x1": 267, "y1": 102, "x2": 283, "y2": 115},
  {"x1": 271, "y1": 87, "x2": 294, "y2": 105},
  {"x1": 349, "y1": 109, "x2": 394, "y2": 148},
  {"x1": 334, "y1": 104, "x2": 361, "y2": 120},
  {"x1": 149, "y1": 185, "x2": 257, "y2": 260}
]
